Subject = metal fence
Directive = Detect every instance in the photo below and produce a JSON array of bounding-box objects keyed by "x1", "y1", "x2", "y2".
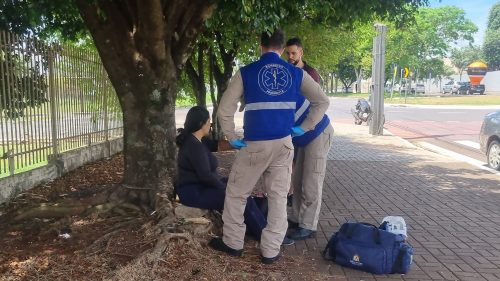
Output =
[{"x1": 0, "y1": 30, "x2": 123, "y2": 178}]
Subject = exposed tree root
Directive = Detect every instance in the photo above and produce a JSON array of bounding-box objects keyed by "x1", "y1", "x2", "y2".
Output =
[
  {"x1": 13, "y1": 203, "x2": 90, "y2": 221},
  {"x1": 85, "y1": 217, "x2": 144, "y2": 255},
  {"x1": 9, "y1": 184, "x2": 155, "y2": 222},
  {"x1": 7, "y1": 179, "x2": 220, "y2": 281},
  {"x1": 104, "y1": 231, "x2": 203, "y2": 281}
]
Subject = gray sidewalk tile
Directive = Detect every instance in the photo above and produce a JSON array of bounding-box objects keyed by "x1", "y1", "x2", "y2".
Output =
[{"x1": 285, "y1": 122, "x2": 500, "y2": 280}]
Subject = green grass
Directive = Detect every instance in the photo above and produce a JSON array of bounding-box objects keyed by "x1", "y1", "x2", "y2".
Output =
[
  {"x1": 329, "y1": 91, "x2": 500, "y2": 106},
  {"x1": 385, "y1": 94, "x2": 500, "y2": 105},
  {"x1": 0, "y1": 138, "x2": 93, "y2": 178},
  {"x1": 327, "y1": 92, "x2": 370, "y2": 98},
  {"x1": 0, "y1": 144, "x2": 51, "y2": 178},
  {"x1": 175, "y1": 94, "x2": 216, "y2": 108}
]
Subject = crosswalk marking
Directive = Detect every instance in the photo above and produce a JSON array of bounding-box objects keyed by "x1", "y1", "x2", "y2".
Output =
[{"x1": 454, "y1": 140, "x2": 480, "y2": 150}]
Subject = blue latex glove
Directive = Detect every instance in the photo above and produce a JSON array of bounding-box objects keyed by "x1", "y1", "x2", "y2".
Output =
[
  {"x1": 291, "y1": 126, "x2": 305, "y2": 137},
  {"x1": 229, "y1": 139, "x2": 247, "y2": 149}
]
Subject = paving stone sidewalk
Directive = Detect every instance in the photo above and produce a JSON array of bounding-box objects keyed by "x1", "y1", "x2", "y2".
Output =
[{"x1": 284, "y1": 122, "x2": 500, "y2": 281}]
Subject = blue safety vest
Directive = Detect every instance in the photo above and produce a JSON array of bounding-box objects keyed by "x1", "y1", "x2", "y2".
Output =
[
  {"x1": 240, "y1": 52, "x2": 303, "y2": 141},
  {"x1": 293, "y1": 94, "x2": 330, "y2": 147}
]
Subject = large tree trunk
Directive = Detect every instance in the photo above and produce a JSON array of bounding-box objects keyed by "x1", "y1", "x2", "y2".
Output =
[
  {"x1": 120, "y1": 74, "x2": 178, "y2": 209},
  {"x1": 75, "y1": 0, "x2": 215, "y2": 211}
]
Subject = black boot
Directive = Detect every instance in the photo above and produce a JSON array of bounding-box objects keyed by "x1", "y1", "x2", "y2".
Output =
[{"x1": 209, "y1": 237, "x2": 243, "y2": 257}]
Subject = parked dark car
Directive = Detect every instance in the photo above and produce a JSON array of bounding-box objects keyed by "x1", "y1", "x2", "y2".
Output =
[
  {"x1": 479, "y1": 110, "x2": 500, "y2": 170},
  {"x1": 455, "y1": 82, "x2": 469, "y2": 95},
  {"x1": 467, "y1": 84, "x2": 485, "y2": 95}
]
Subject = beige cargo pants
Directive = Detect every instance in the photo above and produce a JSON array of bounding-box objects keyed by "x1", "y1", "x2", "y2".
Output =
[
  {"x1": 222, "y1": 136, "x2": 294, "y2": 258},
  {"x1": 289, "y1": 124, "x2": 334, "y2": 231}
]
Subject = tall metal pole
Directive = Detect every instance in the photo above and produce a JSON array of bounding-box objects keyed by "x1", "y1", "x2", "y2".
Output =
[
  {"x1": 370, "y1": 24, "x2": 386, "y2": 135},
  {"x1": 400, "y1": 68, "x2": 403, "y2": 95}
]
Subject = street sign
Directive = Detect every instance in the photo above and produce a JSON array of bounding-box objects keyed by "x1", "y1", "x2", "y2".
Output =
[{"x1": 404, "y1": 67, "x2": 409, "y2": 78}]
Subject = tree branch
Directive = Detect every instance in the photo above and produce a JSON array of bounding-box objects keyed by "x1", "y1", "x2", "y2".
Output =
[
  {"x1": 197, "y1": 43, "x2": 205, "y2": 83},
  {"x1": 185, "y1": 59, "x2": 200, "y2": 89},
  {"x1": 75, "y1": 0, "x2": 136, "y2": 87},
  {"x1": 163, "y1": 0, "x2": 186, "y2": 50},
  {"x1": 136, "y1": 0, "x2": 166, "y2": 64},
  {"x1": 172, "y1": 1, "x2": 215, "y2": 67}
]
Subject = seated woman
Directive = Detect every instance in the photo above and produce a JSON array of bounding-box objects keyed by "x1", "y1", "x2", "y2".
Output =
[{"x1": 175, "y1": 106, "x2": 268, "y2": 240}]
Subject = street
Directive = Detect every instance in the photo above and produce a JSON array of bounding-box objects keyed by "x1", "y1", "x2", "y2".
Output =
[
  {"x1": 167, "y1": 97, "x2": 500, "y2": 171},
  {"x1": 330, "y1": 97, "x2": 499, "y2": 169}
]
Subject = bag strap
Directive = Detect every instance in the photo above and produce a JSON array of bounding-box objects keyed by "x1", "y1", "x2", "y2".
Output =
[
  {"x1": 345, "y1": 223, "x2": 381, "y2": 245},
  {"x1": 392, "y1": 247, "x2": 406, "y2": 273},
  {"x1": 322, "y1": 234, "x2": 335, "y2": 261}
]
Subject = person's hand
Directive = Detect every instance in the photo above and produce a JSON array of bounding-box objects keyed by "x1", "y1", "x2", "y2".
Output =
[
  {"x1": 229, "y1": 139, "x2": 247, "y2": 149},
  {"x1": 217, "y1": 139, "x2": 233, "y2": 151},
  {"x1": 291, "y1": 126, "x2": 305, "y2": 137}
]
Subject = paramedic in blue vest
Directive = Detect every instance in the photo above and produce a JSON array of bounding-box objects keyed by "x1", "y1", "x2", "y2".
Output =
[
  {"x1": 209, "y1": 29, "x2": 330, "y2": 264},
  {"x1": 285, "y1": 37, "x2": 334, "y2": 240}
]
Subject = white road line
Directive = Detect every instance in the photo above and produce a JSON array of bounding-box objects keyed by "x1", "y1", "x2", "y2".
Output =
[
  {"x1": 454, "y1": 140, "x2": 480, "y2": 150},
  {"x1": 417, "y1": 141, "x2": 500, "y2": 176}
]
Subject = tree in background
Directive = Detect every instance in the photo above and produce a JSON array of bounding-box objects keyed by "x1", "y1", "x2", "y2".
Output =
[
  {"x1": 335, "y1": 56, "x2": 358, "y2": 92},
  {"x1": 283, "y1": 22, "x2": 349, "y2": 92},
  {"x1": 387, "y1": 6, "x2": 477, "y2": 81},
  {"x1": 484, "y1": 2, "x2": 500, "y2": 70},
  {"x1": 450, "y1": 45, "x2": 483, "y2": 80},
  {"x1": 0, "y1": 33, "x2": 49, "y2": 119},
  {"x1": 284, "y1": 21, "x2": 376, "y2": 93}
]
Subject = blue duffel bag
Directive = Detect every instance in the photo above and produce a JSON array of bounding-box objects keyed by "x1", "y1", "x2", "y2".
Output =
[{"x1": 322, "y1": 222, "x2": 413, "y2": 274}]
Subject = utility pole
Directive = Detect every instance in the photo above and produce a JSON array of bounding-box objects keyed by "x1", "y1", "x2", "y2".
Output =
[{"x1": 370, "y1": 24, "x2": 386, "y2": 135}]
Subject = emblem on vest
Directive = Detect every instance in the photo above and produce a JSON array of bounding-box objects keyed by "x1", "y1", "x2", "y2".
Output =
[{"x1": 258, "y1": 63, "x2": 292, "y2": 96}]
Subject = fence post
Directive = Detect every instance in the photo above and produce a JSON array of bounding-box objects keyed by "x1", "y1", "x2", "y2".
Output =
[
  {"x1": 47, "y1": 47, "x2": 63, "y2": 175},
  {"x1": 48, "y1": 50, "x2": 58, "y2": 155},
  {"x1": 103, "y1": 76, "x2": 110, "y2": 157}
]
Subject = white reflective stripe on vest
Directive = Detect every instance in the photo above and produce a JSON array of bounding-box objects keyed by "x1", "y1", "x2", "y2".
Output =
[
  {"x1": 294, "y1": 99, "x2": 310, "y2": 121},
  {"x1": 245, "y1": 102, "x2": 296, "y2": 111}
]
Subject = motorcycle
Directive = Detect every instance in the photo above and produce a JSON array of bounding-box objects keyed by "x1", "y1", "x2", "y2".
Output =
[{"x1": 351, "y1": 98, "x2": 372, "y2": 125}]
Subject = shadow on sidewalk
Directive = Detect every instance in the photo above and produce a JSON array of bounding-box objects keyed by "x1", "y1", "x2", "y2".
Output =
[{"x1": 285, "y1": 130, "x2": 500, "y2": 280}]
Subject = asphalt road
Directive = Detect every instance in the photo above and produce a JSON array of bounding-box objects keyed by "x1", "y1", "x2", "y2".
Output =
[
  {"x1": 329, "y1": 97, "x2": 498, "y2": 166},
  {"x1": 175, "y1": 97, "x2": 500, "y2": 169}
]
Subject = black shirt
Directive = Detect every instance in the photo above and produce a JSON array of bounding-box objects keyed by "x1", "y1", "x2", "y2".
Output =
[{"x1": 177, "y1": 134, "x2": 225, "y2": 189}]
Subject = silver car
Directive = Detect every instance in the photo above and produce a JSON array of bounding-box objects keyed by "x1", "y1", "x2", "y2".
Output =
[{"x1": 479, "y1": 110, "x2": 500, "y2": 170}]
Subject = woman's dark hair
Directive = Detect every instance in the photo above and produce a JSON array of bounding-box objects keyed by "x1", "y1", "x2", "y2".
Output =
[{"x1": 176, "y1": 106, "x2": 210, "y2": 147}]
